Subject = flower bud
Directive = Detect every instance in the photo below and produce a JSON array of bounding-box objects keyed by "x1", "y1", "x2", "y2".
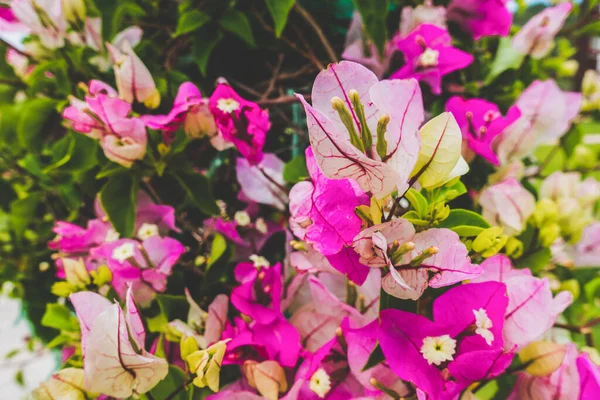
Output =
[
  {"x1": 519, "y1": 341, "x2": 567, "y2": 377},
  {"x1": 504, "y1": 237, "x2": 524, "y2": 258},
  {"x1": 331, "y1": 96, "x2": 363, "y2": 151},
  {"x1": 143, "y1": 88, "x2": 161, "y2": 109},
  {"x1": 539, "y1": 222, "x2": 561, "y2": 247},
  {"x1": 533, "y1": 199, "x2": 558, "y2": 227},
  {"x1": 472, "y1": 227, "x2": 507, "y2": 258},
  {"x1": 62, "y1": 0, "x2": 86, "y2": 25},
  {"x1": 558, "y1": 279, "x2": 580, "y2": 300},
  {"x1": 557, "y1": 60, "x2": 578, "y2": 78}
]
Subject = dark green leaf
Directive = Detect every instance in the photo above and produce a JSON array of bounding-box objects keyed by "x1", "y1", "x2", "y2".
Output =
[
  {"x1": 560, "y1": 125, "x2": 583, "y2": 158},
  {"x1": 41, "y1": 303, "x2": 79, "y2": 332},
  {"x1": 437, "y1": 209, "x2": 491, "y2": 230},
  {"x1": 17, "y1": 98, "x2": 57, "y2": 152},
  {"x1": 575, "y1": 20, "x2": 600, "y2": 37},
  {"x1": 100, "y1": 173, "x2": 139, "y2": 237},
  {"x1": 265, "y1": 0, "x2": 295, "y2": 37},
  {"x1": 111, "y1": 2, "x2": 146, "y2": 38},
  {"x1": 192, "y1": 30, "x2": 223, "y2": 76},
  {"x1": 174, "y1": 10, "x2": 210, "y2": 37},
  {"x1": 219, "y1": 9, "x2": 256, "y2": 47},
  {"x1": 149, "y1": 365, "x2": 189, "y2": 400},
  {"x1": 515, "y1": 248, "x2": 551, "y2": 272},
  {"x1": 10, "y1": 193, "x2": 42, "y2": 240},
  {"x1": 283, "y1": 154, "x2": 309, "y2": 184},
  {"x1": 172, "y1": 171, "x2": 219, "y2": 215},
  {"x1": 351, "y1": 0, "x2": 389, "y2": 57},
  {"x1": 362, "y1": 343, "x2": 384, "y2": 371}
]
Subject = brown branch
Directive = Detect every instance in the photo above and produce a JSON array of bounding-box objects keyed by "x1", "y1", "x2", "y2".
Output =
[
  {"x1": 294, "y1": 3, "x2": 338, "y2": 63},
  {"x1": 260, "y1": 54, "x2": 284, "y2": 101},
  {"x1": 257, "y1": 94, "x2": 308, "y2": 106}
]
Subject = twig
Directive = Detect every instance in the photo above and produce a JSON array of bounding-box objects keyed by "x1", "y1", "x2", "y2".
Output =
[
  {"x1": 260, "y1": 54, "x2": 285, "y2": 101},
  {"x1": 257, "y1": 95, "x2": 307, "y2": 106},
  {"x1": 294, "y1": 3, "x2": 338, "y2": 63},
  {"x1": 164, "y1": 376, "x2": 195, "y2": 400}
]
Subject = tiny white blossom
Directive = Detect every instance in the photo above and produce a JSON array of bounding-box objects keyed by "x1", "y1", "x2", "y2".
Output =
[
  {"x1": 418, "y1": 48, "x2": 439, "y2": 68},
  {"x1": 255, "y1": 217, "x2": 268, "y2": 234},
  {"x1": 217, "y1": 98, "x2": 240, "y2": 113},
  {"x1": 112, "y1": 242, "x2": 135, "y2": 263},
  {"x1": 137, "y1": 223, "x2": 159, "y2": 240},
  {"x1": 309, "y1": 368, "x2": 331, "y2": 399},
  {"x1": 249, "y1": 254, "x2": 270, "y2": 269},
  {"x1": 420, "y1": 335, "x2": 457, "y2": 366},
  {"x1": 234, "y1": 211, "x2": 251, "y2": 227},
  {"x1": 473, "y1": 308, "x2": 494, "y2": 346},
  {"x1": 105, "y1": 229, "x2": 120, "y2": 243}
]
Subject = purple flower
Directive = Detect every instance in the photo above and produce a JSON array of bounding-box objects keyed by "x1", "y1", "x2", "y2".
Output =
[
  {"x1": 231, "y1": 261, "x2": 283, "y2": 324},
  {"x1": 577, "y1": 352, "x2": 600, "y2": 400},
  {"x1": 446, "y1": 97, "x2": 521, "y2": 165},
  {"x1": 447, "y1": 0, "x2": 512, "y2": 40},
  {"x1": 391, "y1": 24, "x2": 473, "y2": 95},
  {"x1": 209, "y1": 83, "x2": 270, "y2": 165},
  {"x1": 378, "y1": 282, "x2": 513, "y2": 398}
]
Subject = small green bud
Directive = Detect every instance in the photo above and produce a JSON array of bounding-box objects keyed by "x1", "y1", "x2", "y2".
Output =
[
  {"x1": 472, "y1": 227, "x2": 507, "y2": 258},
  {"x1": 558, "y1": 279, "x2": 580, "y2": 300},
  {"x1": 331, "y1": 97, "x2": 364, "y2": 152},
  {"x1": 539, "y1": 223, "x2": 561, "y2": 247},
  {"x1": 533, "y1": 199, "x2": 558, "y2": 227},
  {"x1": 390, "y1": 241, "x2": 416, "y2": 265},
  {"x1": 505, "y1": 237, "x2": 524, "y2": 258},
  {"x1": 409, "y1": 246, "x2": 438, "y2": 267},
  {"x1": 91, "y1": 265, "x2": 113, "y2": 287},
  {"x1": 349, "y1": 89, "x2": 373, "y2": 155},
  {"x1": 376, "y1": 114, "x2": 390, "y2": 160},
  {"x1": 568, "y1": 145, "x2": 597, "y2": 171}
]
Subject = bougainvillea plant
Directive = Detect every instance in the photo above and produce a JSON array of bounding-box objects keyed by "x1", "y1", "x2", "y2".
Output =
[{"x1": 0, "y1": 0, "x2": 599, "y2": 399}]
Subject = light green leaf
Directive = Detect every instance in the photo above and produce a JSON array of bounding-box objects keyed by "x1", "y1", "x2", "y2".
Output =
[
  {"x1": 437, "y1": 209, "x2": 491, "y2": 230},
  {"x1": 218, "y1": 9, "x2": 256, "y2": 47},
  {"x1": 174, "y1": 10, "x2": 210, "y2": 37},
  {"x1": 283, "y1": 155, "x2": 309, "y2": 184},
  {"x1": 41, "y1": 304, "x2": 79, "y2": 332},
  {"x1": 516, "y1": 248, "x2": 552, "y2": 272},
  {"x1": 10, "y1": 193, "x2": 42, "y2": 241},
  {"x1": 100, "y1": 173, "x2": 139, "y2": 237},
  {"x1": 449, "y1": 225, "x2": 486, "y2": 237},
  {"x1": 207, "y1": 233, "x2": 227, "y2": 270},
  {"x1": 265, "y1": 0, "x2": 295, "y2": 37},
  {"x1": 560, "y1": 125, "x2": 583, "y2": 158},
  {"x1": 352, "y1": 0, "x2": 389, "y2": 57},
  {"x1": 404, "y1": 189, "x2": 428, "y2": 218},
  {"x1": 485, "y1": 37, "x2": 525, "y2": 85}
]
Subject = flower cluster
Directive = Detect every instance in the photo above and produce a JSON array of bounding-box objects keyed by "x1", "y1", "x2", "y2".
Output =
[{"x1": 1, "y1": 1, "x2": 599, "y2": 400}]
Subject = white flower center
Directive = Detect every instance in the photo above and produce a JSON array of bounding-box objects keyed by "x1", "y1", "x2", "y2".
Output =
[
  {"x1": 137, "y1": 223, "x2": 159, "y2": 240},
  {"x1": 249, "y1": 254, "x2": 270, "y2": 269},
  {"x1": 473, "y1": 308, "x2": 494, "y2": 346},
  {"x1": 418, "y1": 48, "x2": 439, "y2": 68},
  {"x1": 255, "y1": 217, "x2": 268, "y2": 234},
  {"x1": 309, "y1": 368, "x2": 331, "y2": 399},
  {"x1": 420, "y1": 335, "x2": 457, "y2": 366},
  {"x1": 112, "y1": 242, "x2": 135, "y2": 263},
  {"x1": 217, "y1": 98, "x2": 240, "y2": 113},
  {"x1": 105, "y1": 229, "x2": 120, "y2": 243},
  {"x1": 234, "y1": 211, "x2": 251, "y2": 227}
]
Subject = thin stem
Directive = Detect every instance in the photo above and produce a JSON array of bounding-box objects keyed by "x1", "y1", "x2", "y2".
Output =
[
  {"x1": 294, "y1": 3, "x2": 338, "y2": 63},
  {"x1": 164, "y1": 376, "x2": 195, "y2": 400}
]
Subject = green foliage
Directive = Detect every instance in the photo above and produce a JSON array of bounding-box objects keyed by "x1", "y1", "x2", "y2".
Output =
[
  {"x1": 351, "y1": 0, "x2": 389, "y2": 57},
  {"x1": 17, "y1": 98, "x2": 58, "y2": 152},
  {"x1": 265, "y1": 0, "x2": 296, "y2": 37},
  {"x1": 174, "y1": 10, "x2": 211, "y2": 37},
  {"x1": 485, "y1": 37, "x2": 525, "y2": 85},
  {"x1": 100, "y1": 173, "x2": 139, "y2": 237},
  {"x1": 41, "y1": 303, "x2": 79, "y2": 332},
  {"x1": 171, "y1": 171, "x2": 219, "y2": 216},
  {"x1": 283, "y1": 154, "x2": 309, "y2": 183},
  {"x1": 437, "y1": 209, "x2": 491, "y2": 236},
  {"x1": 219, "y1": 9, "x2": 256, "y2": 47}
]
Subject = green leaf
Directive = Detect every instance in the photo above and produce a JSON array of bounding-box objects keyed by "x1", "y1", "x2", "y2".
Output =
[
  {"x1": 515, "y1": 248, "x2": 552, "y2": 272},
  {"x1": 362, "y1": 343, "x2": 384, "y2": 371},
  {"x1": 174, "y1": 10, "x2": 210, "y2": 37},
  {"x1": 218, "y1": 9, "x2": 256, "y2": 47},
  {"x1": 10, "y1": 193, "x2": 42, "y2": 240},
  {"x1": 100, "y1": 173, "x2": 139, "y2": 237},
  {"x1": 192, "y1": 30, "x2": 223, "y2": 76},
  {"x1": 147, "y1": 294, "x2": 188, "y2": 333},
  {"x1": 41, "y1": 304, "x2": 79, "y2": 332},
  {"x1": 485, "y1": 37, "x2": 525, "y2": 85},
  {"x1": 405, "y1": 189, "x2": 428, "y2": 218},
  {"x1": 265, "y1": 0, "x2": 295, "y2": 37},
  {"x1": 17, "y1": 98, "x2": 57, "y2": 152},
  {"x1": 450, "y1": 225, "x2": 486, "y2": 237},
  {"x1": 96, "y1": 162, "x2": 127, "y2": 179},
  {"x1": 45, "y1": 132, "x2": 98, "y2": 173},
  {"x1": 434, "y1": 180, "x2": 467, "y2": 203},
  {"x1": 171, "y1": 171, "x2": 219, "y2": 215},
  {"x1": 283, "y1": 155, "x2": 309, "y2": 184},
  {"x1": 352, "y1": 0, "x2": 389, "y2": 57},
  {"x1": 207, "y1": 233, "x2": 227, "y2": 270},
  {"x1": 437, "y1": 209, "x2": 491, "y2": 230},
  {"x1": 111, "y1": 2, "x2": 146, "y2": 38},
  {"x1": 560, "y1": 125, "x2": 584, "y2": 158},
  {"x1": 149, "y1": 365, "x2": 189, "y2": 400},
  {"x1": 575, "y1": 20, "x2": 600, "y2": 37}
]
